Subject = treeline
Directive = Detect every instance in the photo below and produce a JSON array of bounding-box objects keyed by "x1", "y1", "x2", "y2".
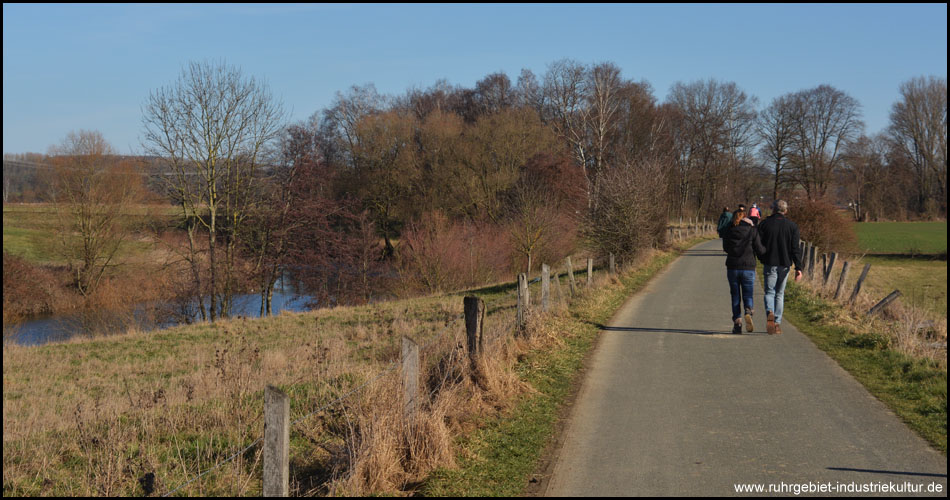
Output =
[{"x1": 3, "y1": 59, "x2": 946, "y2": 321}]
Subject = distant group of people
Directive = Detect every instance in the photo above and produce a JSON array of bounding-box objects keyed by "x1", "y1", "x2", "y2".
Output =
[{"x1": 717, "y1": 200, "x2": 803, "y2": 335}]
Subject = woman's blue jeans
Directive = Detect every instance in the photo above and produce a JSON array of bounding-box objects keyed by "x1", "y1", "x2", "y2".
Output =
[{"x1": 727, "y1": 269, "x2": 756, "y2": 321}]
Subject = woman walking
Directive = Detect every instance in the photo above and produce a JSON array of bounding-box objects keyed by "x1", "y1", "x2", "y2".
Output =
[{"x1": 722, "y1": 206, "x2": 766, "y2": 334}]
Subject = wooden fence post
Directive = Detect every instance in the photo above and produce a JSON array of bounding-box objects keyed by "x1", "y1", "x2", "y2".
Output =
[
  {"x1": 587, "y1": 258, "x2": 593, "y2": 288},
  {"x1": 264, "y1": 385, "x2": 289, "y2": 497},
  {"x1": 609, "y1": 253, "x2": 616, "y2": 276},
  {"x1": 565, "y1": 257, "x2": 577, "y2": 296},
  {"x1": 848, "y1": 263, "x2": 872, "y2": 305},
  {"x1": 464, "y1": 296, "x2": 485, "y2": 369},
  {"x1": 401, "y1": 337, "x2": 419, "y2": 422},
  {"x1": 808, "y1": 246, "x2": 818, "y2": 279},
  {"x1": 868, "y1": 290, "x2": 902, "y2": 316},
  {"x1": 823, "y1": 253, "x2": 837, "y2": 286},
  {"x1": 834, "y1": 261, "x2": 851, "y2": 300},
  {"x1": 554, "y1": 270, "x2": 565, "y2": 305},
  {"x1": 541, "y1": 264, "x2": 551, "y2": 312}
]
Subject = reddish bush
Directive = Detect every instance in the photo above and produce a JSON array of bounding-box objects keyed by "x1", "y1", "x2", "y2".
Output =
[
  {"x1": 394, "y1": 211, "x2": 512, "y2": 296},
  {"x1": 2, "y1": 252, "x2": 71, "y2": 323},
  {"x1": 785, "y1": 196, "x2": 858, "y2": 253}
]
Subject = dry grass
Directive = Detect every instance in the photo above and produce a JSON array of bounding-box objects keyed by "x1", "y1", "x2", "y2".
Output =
[
  {"x1": 795, "y1": 256, "x2": 947, "y2": 366},
  {"x1": 2, "y1": 255, "x2": 600, "y2": 496}
]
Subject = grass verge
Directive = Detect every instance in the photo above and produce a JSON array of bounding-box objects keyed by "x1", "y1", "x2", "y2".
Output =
[{"x1": 782, "y1": 281, "x2": 947, "y2": 455}]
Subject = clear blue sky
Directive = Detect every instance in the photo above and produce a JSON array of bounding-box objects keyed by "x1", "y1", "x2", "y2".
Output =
[{"x1": 3, "y1": 3, "x2": 947, "y2": 156}]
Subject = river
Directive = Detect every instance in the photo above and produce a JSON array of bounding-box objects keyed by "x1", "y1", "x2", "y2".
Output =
[{"x1": 4, "y1": 283, "x2": 314, "y2": 347}]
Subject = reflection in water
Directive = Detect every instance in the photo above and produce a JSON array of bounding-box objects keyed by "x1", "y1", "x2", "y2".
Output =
[{"x1": 6, "y1": 287, "x2": 313, "y2": 347}]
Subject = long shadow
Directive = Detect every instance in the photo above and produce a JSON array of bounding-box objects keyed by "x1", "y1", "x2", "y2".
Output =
[
  {"x1": 682, "y1": 249, "x2": 725, "y2": 258},
  {"x1": 826, "y1": 467, "x2": 947, "y2": 479},
  {"x1": 592, "y1": 323, "x2": 739, "y2": 336}
]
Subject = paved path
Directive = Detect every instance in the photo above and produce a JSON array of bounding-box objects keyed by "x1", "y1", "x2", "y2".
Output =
[{"x1": 545, "y1": 239, "x2": 947, "y2": 496}]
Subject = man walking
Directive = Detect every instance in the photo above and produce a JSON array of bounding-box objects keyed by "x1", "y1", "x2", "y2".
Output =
[{"x1": 757, "y1": 200, "x2": 803, "y2": 335}]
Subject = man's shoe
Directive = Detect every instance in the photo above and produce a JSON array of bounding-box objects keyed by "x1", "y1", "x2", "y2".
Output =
[
  {"x1": 766, "y1": 311, "x2": 776, "y2": 335},
  {"x1": 732, "y1": 320, "x2": 743, "y2": 335},
  {"x1": 774, "y1": 324, "x2": 783, "y2": 335},
  {"x1": 744, "y1": 311, "x2": 754, "y2": 332}
]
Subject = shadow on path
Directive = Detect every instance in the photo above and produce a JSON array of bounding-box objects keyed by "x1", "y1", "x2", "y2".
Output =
[
  {"x1": 826, "y1": 467, "x2": 947, "y2": 479},
  {"x1": 681, "y1": 248, "x2": 725, "y2": 258},
  {"x1": 594, "y1": 324, "x2": 763, "y2": 337}
]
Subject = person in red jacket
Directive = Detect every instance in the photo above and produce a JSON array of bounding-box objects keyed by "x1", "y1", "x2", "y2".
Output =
[{"x1": 756, "y1": 200, "x2": 804, "y2": 335}]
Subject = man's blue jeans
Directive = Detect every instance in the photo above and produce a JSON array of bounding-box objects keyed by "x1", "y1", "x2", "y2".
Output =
[
  {"x1": 727, "y1": 269, "x2": 756, "y2": 321},
  {"x1": 763, "y1": 265, "x2": 791, "y2": 324}
]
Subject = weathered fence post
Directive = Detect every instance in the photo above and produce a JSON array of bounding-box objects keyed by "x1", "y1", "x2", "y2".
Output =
[
  {"x1": 848, "y1": 263, "x2": 872, "y2": 305},
  {"x1": 808, "y1": 245, "x2": 818, "y2": 279},
  {"x1": 834, "y1": 261, "x2": 851, "y2": 300},
  {"x1": 541, "y1": 264, "x2": 551, "y2": 312},
  {"x1": 264, "y1": 385, "x2": 289, "y2": 497},
  {"x1": 565, "y1": 257, "x2": 577, "y2": 296},
  {"x1": 464, "y1": 296, "x2": 485, "y2": 369},
  {"x1": 868, "y1": 290, "x2": 902, "y2": 317},
  {"x1": 609, "y1": 253, "x2": 616, "y2": 276},
  {"x1": 517, "y1": 272, "x2": 529, "y2": 331},
  {"x1": 587, "y1": 258, "x2": 593, "y2": 288},
  {"x1": 554, "y1": 270, "x2": 565, "y2": 305},
  {"x1": 823, "y1": 253, "x2": 837, "y2": 286},
  {"x1": 401, "y1": 337, "x2": 419, "y2": 422}
]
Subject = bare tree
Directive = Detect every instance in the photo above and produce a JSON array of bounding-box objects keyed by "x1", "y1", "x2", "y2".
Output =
[
  {"x1": 786, "y1": 85, "x2": 864, "y2": 200},
  {"x1": 142, "y1": 60, "x2": 286, "y2": 321},
  {"x1": 841, "y1": 133, "x2": 891, "y2": 221},
  {"x1": 542, "y1": 59, "x2": 591, "y2": 205},
  {"x1": 888, "y1": 75, "x2": 948, "y2": 216},
  {"x1": 667, "y1": 79, "x2": 758, "y2": 215},
  {"x1": 757, "y1": 94, "x2": 796, "y2": 200},
  {"x1": 47, "y1": 130, "x2": 144, "y2": 297}
]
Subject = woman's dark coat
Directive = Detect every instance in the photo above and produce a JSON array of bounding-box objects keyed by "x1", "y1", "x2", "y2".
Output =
[{"x1": 722, "y1": 219, "x2": 766, "y2": 270}]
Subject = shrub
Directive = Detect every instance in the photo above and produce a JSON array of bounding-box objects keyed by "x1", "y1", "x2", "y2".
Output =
[
  {"x1": 583, "y1": 159, "x2": 669, "y2": 263},
  {"x1": 2, "y1": 252, "x2": 71, "y2": 324},
  {"x1": 394, "y1": 212, "x2": 513, "y2": 296},
  {"x1": 787, "y1": 196, "x2": 858, "y2": 253}
]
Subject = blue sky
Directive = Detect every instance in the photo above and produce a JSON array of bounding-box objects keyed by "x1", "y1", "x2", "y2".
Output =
[{"x1": 3, "y1": 3, "x2": 947, "y2": 155}]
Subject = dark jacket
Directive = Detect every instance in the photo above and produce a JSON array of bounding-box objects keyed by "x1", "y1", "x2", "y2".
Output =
[
  {"x1": 722, "y1": 219, "x2": 766, "y2": 270},
  {"x1": 716, "y1": 211, "x2": 733, "y2": 237},
  {"x1": 757, "y1": 213, "x2": 804, "y2": 270}
]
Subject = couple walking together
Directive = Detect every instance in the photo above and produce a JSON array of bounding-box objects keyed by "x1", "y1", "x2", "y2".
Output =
[{"x1": 721, "y1": 200, "x2": 803, "y2": 335}]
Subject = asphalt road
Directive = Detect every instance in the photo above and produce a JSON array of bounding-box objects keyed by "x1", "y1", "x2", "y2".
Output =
[{"x1": 545, "y1": 239, "x2": 947, "y2": 497}]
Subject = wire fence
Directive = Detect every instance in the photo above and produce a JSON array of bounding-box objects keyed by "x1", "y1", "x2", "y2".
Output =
[{"x1": 157, "y1": 226, "x2": 715, "y2": 496}]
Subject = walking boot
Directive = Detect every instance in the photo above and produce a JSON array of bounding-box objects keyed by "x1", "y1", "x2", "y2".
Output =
[
  {"x1": 732, "y1": 319, "x2": 743, "y2": 335},
  {"x1": 744, "y1": 310, "x2": 754, "y2": 332},
  {"x1": 774, "y1": 323, "x2": 783, "y2": 335},
  {"x1": 766, "y1": 311, "x2": 776, "y2": 335}
]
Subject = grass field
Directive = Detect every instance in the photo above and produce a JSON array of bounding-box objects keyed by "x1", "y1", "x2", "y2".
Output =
[
  {"x1": 3, "y1": 203, "x2": 179, "y2": 265},
  {"x1": 855, "y1": 221, "x2": 947, "y2": 256},
  {"x1": 846, "y1": 221, "x2": 948, "y2": 319}
]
